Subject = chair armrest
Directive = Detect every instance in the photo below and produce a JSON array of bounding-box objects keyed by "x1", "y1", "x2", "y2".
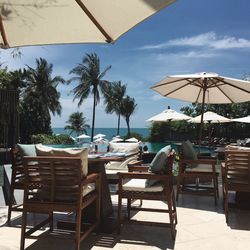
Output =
[
  {"x1": 118, "y1": 171, "x2": 169, "y2": 181},
  {"x1": 127, "y1": 160, "x2": 143, "y2": 167},
  {"x1": 128, "y1": 165, "x2": 149, "y2": 172},
  {"x1": 197, "y1": 154, "x2": 217, "y2": 160},
  {"x1": 82, "y1": 173, "x2": 100, "y2": 185},
  {"x1": 180, "y1": 158, "x2": 216, "y2": 165}
]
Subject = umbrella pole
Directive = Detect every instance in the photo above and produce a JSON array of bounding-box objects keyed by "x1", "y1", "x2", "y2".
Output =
[{"x1": 198, "y1": 80, "x2": 207, "y2": 151}]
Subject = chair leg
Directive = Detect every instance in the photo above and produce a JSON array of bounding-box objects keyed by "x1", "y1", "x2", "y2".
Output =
[
  {"x1": 7, "y1": 186, "x2": 15, "y2": 223},
  {"x1": 172, "y1": 190, "x2": 178, "y2": 225},
  {"x1": 176, "y1": 176, "x2": 180, "y2": 201},
  {"x1": 117, "y1": 194, "x2": 122, "y2": 234},
  {"x1": 75, "y1": 208, "x2": 82, "y2": 250},
  {"x1": 127, "y1": 198, "x2": 131, "y2": 220},
  {"x1": 20, "y1": 210, "x2": 27, "y2": 250},
  {"x1": 213, "y1": 177, "x2": 217, "y2": 205},
  {"x1": 167, "y1": 192, "x2": 175, "y2": 240},
  {"x1": 95, "y1": 193, "x2": 101, "y2": 234},
  {"x1": 49, "y1": 212, "x2": 53, "y2": 232},
  {"x1": 224, "y1": 189, "x2": 229, "y2": 223}
]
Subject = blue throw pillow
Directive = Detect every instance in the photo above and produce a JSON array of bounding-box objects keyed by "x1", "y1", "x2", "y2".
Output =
[
  {"x1": 17, "y1": 144, "x2": 37, "y2": 157},
  {"x1": 146, "y1": 145, "x2": 171, "y2": 187},
  {"x1": 182, "y1": 140, "x2": 197, "y2": 160}
]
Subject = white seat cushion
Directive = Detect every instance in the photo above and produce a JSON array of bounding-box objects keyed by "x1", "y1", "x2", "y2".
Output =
[
  {"x1": 186, "y1": 164, "x2": 219, "y2": 173},
  {"x1": 122, "y1": 179, "x2": 164, "y2": 192},
  {"x1": 105, "y1": 156, "x2": 137, "y2": 170},
  {"x1": 82, "y1": 183, "x2": 95, "y2": 197}
]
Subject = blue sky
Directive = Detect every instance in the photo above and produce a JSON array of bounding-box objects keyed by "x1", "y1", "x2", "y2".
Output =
[{"x1": 1, "y1": 0, "x2": 250, "y2": 128}]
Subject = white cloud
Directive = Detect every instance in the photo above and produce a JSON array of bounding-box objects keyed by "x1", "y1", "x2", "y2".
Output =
[{"x1": 139, "y1": 32, "x2": 250, "y2": 50}]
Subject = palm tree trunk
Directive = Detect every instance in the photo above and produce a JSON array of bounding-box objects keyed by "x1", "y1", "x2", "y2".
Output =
[
  {"x1": 126, "y1": 117, "x2": 130, "y2": 137},
  {"x1": 91, "y1": 91, "x2": 96, "y2": 142},
  {"x1": 117, "y1": 113, "x2": 121, "y2": 135}
]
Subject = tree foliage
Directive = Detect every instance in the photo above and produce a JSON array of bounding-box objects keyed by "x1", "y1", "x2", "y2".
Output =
[
  {"x1": 103, "y1": 81, "x2": 127, "y2": 135},
  {"x1": 69, "y1": 53, "x2": 111, "y2": 141},
  {"x1": 64, "y1": 111, "x2": 90, "y2": 136},
  {"x1": 120, "y1": 96, "x2": 137, "y2": 137}
]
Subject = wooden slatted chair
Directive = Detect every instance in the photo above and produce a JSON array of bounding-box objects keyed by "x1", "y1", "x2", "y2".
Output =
[
  {"x1": 117, "y1": 151, "x2": 177, "y2": 239},
  {"x1": 20, "y1": 156, "x2": 101, "y2": 250},
  {"x1": 7, "y1": 147, "x2": 24, "y2": 222},
  {"x1": 176, "y1": 141, "x2": 219, "y2": 204},
  {"x1": 221, "y1": 147, "x2": 250, "y2": 223}
]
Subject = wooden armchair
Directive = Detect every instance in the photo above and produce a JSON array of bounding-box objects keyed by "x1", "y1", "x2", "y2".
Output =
[
  {"x1": 20, "y1": 156, "x2": 101, "y2": 250},
  {"x1": 117, "y1": 151, "x2": 177, "y2": 239},
  {"x1": 221, "y1": 148, "x2": 250, "y2": 223},
  {"x1": 7, "y1": 147, "x2": 24, "y2": 222},
  {"x1": 176, "y1": 142, "x2": 219, "y2": 204}
]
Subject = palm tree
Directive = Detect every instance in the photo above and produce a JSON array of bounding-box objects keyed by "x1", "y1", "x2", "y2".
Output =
[
  {"x1": 69, "y1": 53, "x2": 111, "y2": 141},
  {"x1": 24, "y1": 57, "x2": 65, "y2": 117},
  {"x1": 64, "y1": 112, "x2": 90, "y2": 136},
  {"x1": 120, "y1": 96, "x2": 137, "y2": 137},
  {"x1": 103, "y1": 81, "x2": 126, "y2": 135},
  {"x1": 20, "y1": 58, "x2": 65, "y2": 140}
]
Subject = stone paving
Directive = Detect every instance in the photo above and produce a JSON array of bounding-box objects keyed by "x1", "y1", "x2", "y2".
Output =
[{"x1": 1, "y1": 186, "x2": 250, "y2": 250}]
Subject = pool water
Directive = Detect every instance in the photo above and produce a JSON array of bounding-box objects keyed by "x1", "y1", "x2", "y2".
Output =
[{"x1": 48, "y1": 142, "x2": 214, "y2": 154}]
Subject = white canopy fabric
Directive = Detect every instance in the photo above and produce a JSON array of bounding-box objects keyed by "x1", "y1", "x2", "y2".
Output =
[
  {"x1": 151, "y1": 72, "x2": 250, "y2": 104},
  {"x1": 111, "y1": 137, "x2": 124, "y2": 142},
  {"x1": 0, "y1": 0, "x2": 175, "y2": 48},
  {"x1": 147, "y1": 108, "x2": 191, "y2": 122},
  {"x1": 93, "y1": 133, "x2": 106, "y2": 139},
  {"x1": 126, "y1": 137, "x2": 139, "y2": 142},
  {"x1": 94, "y1": 137, "x2": 109, "y2": 144},
  {"x1": 232, "y1": 115, "x2": 250, "y2": 123},
  {"x1": 189, "y1": 111, "x2": 231, "y2": 124},
  {"x1": 76, "y1": 134, "x2": 90, "y2": 139}
]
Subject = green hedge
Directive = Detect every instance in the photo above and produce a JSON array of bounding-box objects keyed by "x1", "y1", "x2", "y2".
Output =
[{"x1": 31, "y1": 134, "x2": 74, "y2": 145}]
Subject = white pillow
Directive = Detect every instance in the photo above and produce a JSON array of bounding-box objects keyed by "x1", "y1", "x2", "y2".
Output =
[
  {"x1": 35, "y1": 145, "x2": 89, "y2": 176},
  {"x1": 109, "y1": 142, "x2": 139, "y2": 154}
]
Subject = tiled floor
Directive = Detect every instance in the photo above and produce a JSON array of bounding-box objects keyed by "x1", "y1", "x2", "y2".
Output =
[{"x1": 1, "y1": 187, "x2": 250, "y2": 250}]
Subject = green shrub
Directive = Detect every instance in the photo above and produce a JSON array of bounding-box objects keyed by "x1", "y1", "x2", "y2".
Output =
[{"x1": 31, "y1": 134, "x2": 74, "y2": 145}]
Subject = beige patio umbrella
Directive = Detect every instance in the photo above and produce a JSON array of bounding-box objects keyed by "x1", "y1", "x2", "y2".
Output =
[
  {"x1": 147, "y1": 107, "x2": 191, "y2": 140},
  {"x1": 189, "y1": 111, "x2": 231, "y2": 124},
  {"x1": 151, "y1": 72, "x2": 250, "y2": 146},
  {"x1": 147, "y1": 108, "x2": 191, "y2": 122},
  {"x1": 232, "y1": 115, "x2": 250, "y2": 123},
  {"x1": 189, "y1": 111, "x2": 231, "y2": 142},
  {"x1": 0, "y1": 0, "x2": 175, "y2": 48}
]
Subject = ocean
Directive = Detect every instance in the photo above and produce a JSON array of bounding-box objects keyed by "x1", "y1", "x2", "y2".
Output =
[{"x1": 52, "y1": 127, "x2": 150, "y2": 140}]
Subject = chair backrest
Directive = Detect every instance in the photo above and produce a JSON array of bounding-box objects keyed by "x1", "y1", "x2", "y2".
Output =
[
  {"x1": 224, "y1": 149, "x2": 250, "y2": 186},
  {"x1": 23, "y1": 156, "x2": 83, "y2": 204}
]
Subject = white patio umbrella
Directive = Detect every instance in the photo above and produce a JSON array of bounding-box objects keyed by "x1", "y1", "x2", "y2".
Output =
[
  {"x1": 126, "y1": 137, "x2": 139, "y2": 143},
  {"x1": 232, "y1": 115, "x2": 250, "y2": 123},
  {"x1": 111, "y1": 137, "x2": 124, "y2": 142},
  {"x1": 93, "y1": 133, "x2": 106, "y2": 139},
  {"x1": 0, "y1": 0, "x2": 175, "y2": 48},
  {"x1": 151, "y1": 72, "x2": 250, "y2": 146},
  {"x1": 147, "y1": 107, "x2": 191, "y2": 140},
  {"x1": 189, "y1": 111, "x2": 231, "y2": 124},
  {"x1": 76, "y1": 134, "x2": 91, "y2": 139},
  {"x1": 147, "y1": 108, "x2": 191, "y2": 122}
]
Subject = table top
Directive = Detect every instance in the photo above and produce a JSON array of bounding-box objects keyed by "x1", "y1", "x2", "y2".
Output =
[{"x1": 88, "y1": 152, "x2": 137, "y2": 163}]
